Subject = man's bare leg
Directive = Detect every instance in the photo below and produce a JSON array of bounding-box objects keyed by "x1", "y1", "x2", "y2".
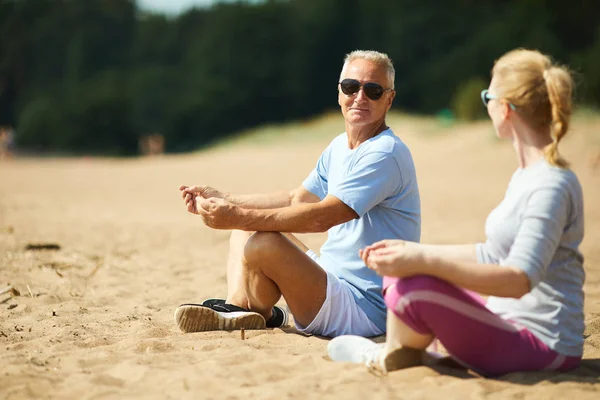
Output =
[
  {"x1": 224, "y1": 231, "x2": 310, "y2": 307},
  {"x1": 241, "y1": 231, "x2": 327, "y2": 327},
  {"x1": 175, "y1": 230, "x2": 326, "y2": 332},
  {"x1": 224, "y1": 230, "x2": 253, "y2": 307}
]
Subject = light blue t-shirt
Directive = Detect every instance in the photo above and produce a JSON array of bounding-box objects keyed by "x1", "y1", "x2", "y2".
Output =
[
  {"x1": 477, "y1": 160, "x2": 585, "y2": 357},
  {"x1": 303, "y1": 129, "x2": 421, "y2": 332}
]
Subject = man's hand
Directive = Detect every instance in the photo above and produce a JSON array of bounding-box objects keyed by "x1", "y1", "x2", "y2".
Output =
[
  {"x1": 196, "y1": 197, "x2": 240, "y2": 230},
  {"x1": 179, "y1": 185, "x2": 225, "y2": 200},
  {"x1": 179, "y1": 185, "x2": 226, "y2": 215}
]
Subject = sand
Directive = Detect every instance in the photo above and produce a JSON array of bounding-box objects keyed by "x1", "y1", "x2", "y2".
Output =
[{"x1": 1, "y1": 113, "x2": 599, "y2": 399}]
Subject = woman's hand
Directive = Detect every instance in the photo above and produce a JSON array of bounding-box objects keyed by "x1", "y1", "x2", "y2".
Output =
[{"x1": 359, "y1": 240, "x2": 425, "y2": 278}]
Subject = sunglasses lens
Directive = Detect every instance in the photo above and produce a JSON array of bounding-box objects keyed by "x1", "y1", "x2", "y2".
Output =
[
  {"x1": 363, "y1": 83, "x2": 385, "y2": 100},
  {"x1": 481, "y1": 90, "x2": 490, "y2": 106},
  {"x1": 340, "y1": 79, "x2": 387, "y2": 100},
  {"x1": 340, "y1": 79, "x2": 360, "y2": 96}
]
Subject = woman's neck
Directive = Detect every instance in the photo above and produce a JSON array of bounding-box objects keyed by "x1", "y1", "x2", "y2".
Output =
[{"x1": 511, "y1": 121, "x2": 552, "y2": 168}]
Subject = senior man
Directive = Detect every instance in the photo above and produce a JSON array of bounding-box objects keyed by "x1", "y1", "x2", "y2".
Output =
[{"x1": 175, "y1": 50, "x2": 421, "y2": 338}]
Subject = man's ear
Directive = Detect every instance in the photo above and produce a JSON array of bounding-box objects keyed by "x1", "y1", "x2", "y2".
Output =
[{"x1": 386, "y1": 90, "x2": 396, "y2": 110}]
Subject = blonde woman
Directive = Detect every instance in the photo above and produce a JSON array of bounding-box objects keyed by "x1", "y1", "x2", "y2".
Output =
[{"x1": 328, "y1": 49, "x2": 585, "y2": 377}]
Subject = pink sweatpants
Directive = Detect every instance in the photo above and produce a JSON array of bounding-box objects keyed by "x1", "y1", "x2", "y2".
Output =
[{"x1": 384, "y1": 276, "x2": 581, "y2": 377}]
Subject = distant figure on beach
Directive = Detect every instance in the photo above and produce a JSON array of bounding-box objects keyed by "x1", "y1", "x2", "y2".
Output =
[
  {"x1": 0, "y1": 126, "x2": 14, "y2": 159},
  {"x1": 175, "y1": 50, "x2": 421, "y2": 337},
  {"x1": 328, "y1": 49, "x2": 586, "y2": 377},
  {"x1": 138, "y1": 133, "x2": 165, "y2": 156}
]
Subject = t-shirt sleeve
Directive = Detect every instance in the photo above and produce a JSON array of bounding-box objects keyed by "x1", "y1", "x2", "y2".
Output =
[
  {"x1": 329, "y1": 151, "x2": 401, "y2": 217},
  {"x1": 503, "y1": 186, "x2": 570, "y2": 288},
  {"x1": 302, "y1": 145, "x2": 330, "y2": 200}
]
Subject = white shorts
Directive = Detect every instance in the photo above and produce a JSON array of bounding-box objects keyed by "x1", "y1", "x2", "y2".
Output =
[{"x1": 294, "y1": 250, "x2": 384, "y2": 338}]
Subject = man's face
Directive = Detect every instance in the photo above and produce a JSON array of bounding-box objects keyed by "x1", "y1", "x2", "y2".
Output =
[{"x1": 338, "y1": 59, "x2": 395, "y2": 127}]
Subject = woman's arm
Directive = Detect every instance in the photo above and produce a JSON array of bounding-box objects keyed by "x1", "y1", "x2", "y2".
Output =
[
  {"x1": 368, "y1": 241, "x2": 479, "y2": 263},
  {"x1": 420, "y1": 255, "x2": 530, "y2": 298},
  {"x1": 364, "y1": 240, "x2": 530, "y2": 298}
]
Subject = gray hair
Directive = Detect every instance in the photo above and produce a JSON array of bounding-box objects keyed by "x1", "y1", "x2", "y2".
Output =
[{"x1": 341, "y1": 50, "x2": 395, "y2": 89}]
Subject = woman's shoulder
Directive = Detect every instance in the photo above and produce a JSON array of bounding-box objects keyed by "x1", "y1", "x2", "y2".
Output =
[
  {"x1": 540, "y1": 162, "x2": 581, "y2": 189},
  {"x1": 525, "y1": 162, "x2": 583, "y2": 202}
]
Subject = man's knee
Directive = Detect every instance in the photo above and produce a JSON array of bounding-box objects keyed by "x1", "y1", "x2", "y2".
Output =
[
  {"x1": 230, "y1": 229, "x2": 253, "y2": 245},
  {"x1": 243, "y1": 231, "x2": 284, "y2": 267}
]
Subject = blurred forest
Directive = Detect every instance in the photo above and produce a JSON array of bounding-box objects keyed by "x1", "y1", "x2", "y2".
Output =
[{"x1": 1, "y1": 0, "x2": 599, "y2": 155}]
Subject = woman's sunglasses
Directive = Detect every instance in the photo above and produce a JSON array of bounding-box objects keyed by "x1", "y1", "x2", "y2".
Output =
[
  {"x1": 481, "y1": 89, "x2": 516, "y2": 110},
  {"x1": 339, "y1": 78, "x2": 392, "y2": 101}
]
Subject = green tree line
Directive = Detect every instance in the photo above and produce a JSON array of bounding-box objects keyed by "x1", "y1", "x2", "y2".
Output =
[{"x1": 1, "y1": 0, "x2": 599, "y2": 155}]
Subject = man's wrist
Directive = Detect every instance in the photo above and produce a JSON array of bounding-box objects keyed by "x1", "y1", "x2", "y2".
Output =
[
  {"x1": 224, "y1": 192, "x2": 239, "y2": 204},
  {"x1": 234, "y1": 206, "x2": 251, "y2": 230}
]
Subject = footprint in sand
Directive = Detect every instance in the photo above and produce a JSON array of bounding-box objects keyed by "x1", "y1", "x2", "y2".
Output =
[
  {"x1": 135, "y1": 340, "x2": 173, "y2": 353},
  {"x1": 91, "y1": 374, "x2": 125, "y2": 388},
  {"x1": 140, "y1": 324, "x2": 171, "y2": 339}
]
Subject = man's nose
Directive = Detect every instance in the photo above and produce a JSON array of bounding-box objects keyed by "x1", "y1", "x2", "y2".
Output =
[{"x1": 354, "y1": 87, "x2": 368, "y2": 101}]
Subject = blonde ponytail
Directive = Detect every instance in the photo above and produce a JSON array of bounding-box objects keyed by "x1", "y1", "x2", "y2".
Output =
[{"x1": 543, "y1": 66, "x2": 572, "y2": 168}]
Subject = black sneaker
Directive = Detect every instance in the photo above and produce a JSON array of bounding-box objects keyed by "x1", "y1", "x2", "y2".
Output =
[
  {"x1": 266, "y1": 304, "x2": 289, "y2": 328},
  {"x1": 174, "y1": 303, "x2": 266, "y2": 333},
  {"x1": 201, "y1": 298, "x2": 226, "y2": 308},
  {"x1": 201, "y1": 298, "x2": 288, "y2": 328}
]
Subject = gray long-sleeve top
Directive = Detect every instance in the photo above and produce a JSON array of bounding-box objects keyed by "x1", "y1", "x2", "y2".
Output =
[{"x1": 476, "y1": 160, "x2": 585, "y2": 357}]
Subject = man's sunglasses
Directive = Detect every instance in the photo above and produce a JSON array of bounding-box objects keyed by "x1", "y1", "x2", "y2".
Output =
[
  {"x1": 481, "y1": 89, "x2": 516, "y2": 110},
  {"x1": 339, "y1": 78, "x2": 392, "y2": 101}
]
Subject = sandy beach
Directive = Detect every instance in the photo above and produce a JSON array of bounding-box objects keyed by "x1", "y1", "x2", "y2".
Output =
[{"x1": 1, "y1": 112, "x2": 599, "y2": 399}]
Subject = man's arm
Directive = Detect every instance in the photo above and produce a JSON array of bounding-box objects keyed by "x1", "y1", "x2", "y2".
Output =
[
  {"x1": 230, "y1": 185, "x2": 321, "y2": 208},
  {"x1": 196, "y1": 194, "x2": 357, "y2": 233},
  {"x1": 180, "y1": 184, "x2": 319, "y2": 210}
]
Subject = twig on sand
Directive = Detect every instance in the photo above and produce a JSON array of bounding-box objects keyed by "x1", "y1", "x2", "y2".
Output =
[
  {"x1": 26, "y1": 285, "x2": 34, "y2": 298},
  {"x1": 86, "y1": 263, "x2": 102, "y2": 279},
  {"x1": 0, "y1": 286, "x2": 20, "y2": 305},
  {"x1": 0, "y1": 285, "x2": 20, "y2": 297},
  {"x1": 25, "y1": 243, "x2": 61, "y2": 251},
  {"x1": 241, "y1": 328, "x2": 245, "y2": 340},
  {"x1": 0, "y1": 285, "x2": 14, "y2": 296}
]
